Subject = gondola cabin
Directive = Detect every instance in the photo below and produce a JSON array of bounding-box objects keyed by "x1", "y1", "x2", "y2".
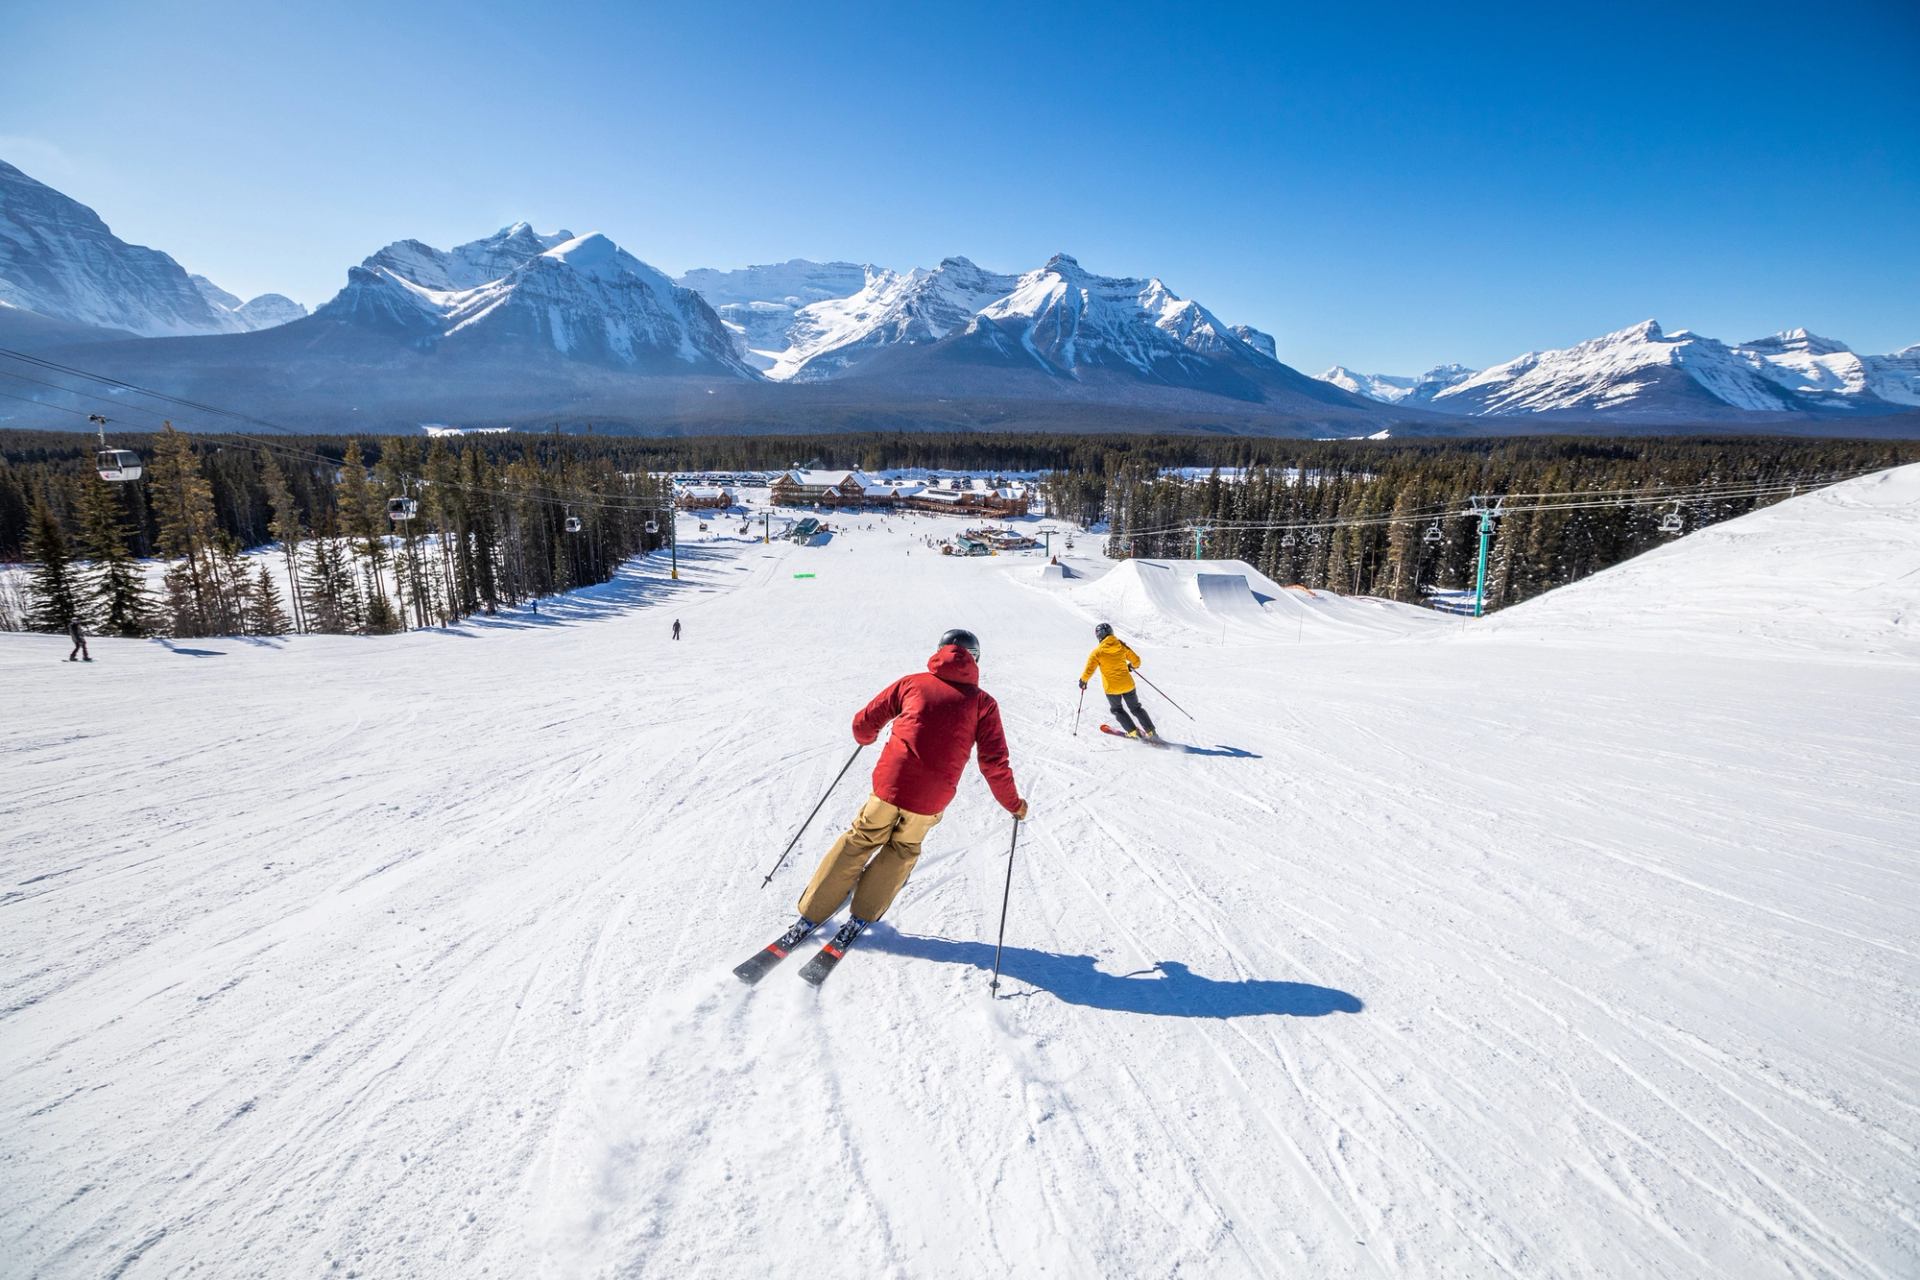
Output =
[
  {"x1": 564, "y1": 516, "x2": 582, "y2": 533},
  {"x1": 387, "y1": 497, "x2": 418, "y2": 522},
  {"x1": 96, "y1": 448, "x2": 143, "y2": 483}
]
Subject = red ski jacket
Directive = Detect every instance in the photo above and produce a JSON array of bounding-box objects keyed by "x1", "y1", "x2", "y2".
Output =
[{"x1": 853, "y1": 645, "x2": 1023, "y2": 816}]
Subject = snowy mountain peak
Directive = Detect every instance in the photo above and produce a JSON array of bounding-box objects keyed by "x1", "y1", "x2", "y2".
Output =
[
  {"x1": 318, "y1": 226, "x2": 752, "y2": 376},
  {"x1": 1744, "y1": 327, "x2": 1852, "y2": 357},
  {"x1": 541, "y1": 231, "x2": 636, "y2": 278},
  {"x1": 1316, "y1": 361, "x2": 1477, "y2": 405},
  {"x1": 1231, "y1": 325, "x2": 1278, "y2": 360},
  {"x1": 190, "y1": 273, "x2": 307, "y2": 332}
]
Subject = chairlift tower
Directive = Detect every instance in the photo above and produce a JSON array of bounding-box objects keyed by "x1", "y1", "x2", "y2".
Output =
[{"x1": 1469, "y1": 496, "x2": 1504, "y2": 617}]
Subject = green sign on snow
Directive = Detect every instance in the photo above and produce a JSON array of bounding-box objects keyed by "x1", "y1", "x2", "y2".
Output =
[{"x1": 793, "y1": 573, "x2": 816, "y2": 579}]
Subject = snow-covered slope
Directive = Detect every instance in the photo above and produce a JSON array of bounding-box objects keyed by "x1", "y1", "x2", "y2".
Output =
[
  {"x1": 0, "y1": 159, "x2": 267, "y2": 337},
  {"x1": 5, "y1": 480, "x2": 1916, "y2": 1278},
  {"x1": 1319, "y1": 362, "x2": 1476, "y2": 405},
  {"x1": 311, "y1": 229, "x2": 755, "y2": 374},
  {"x1": 1489, "y1": 462, "x2": 1920, "y2": 654},
  {"x1": 1429, "y1": 321, "x2": 1917, "y2": 417}
]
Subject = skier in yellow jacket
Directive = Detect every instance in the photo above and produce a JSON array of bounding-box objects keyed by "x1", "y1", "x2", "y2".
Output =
[{"x1": 1080, "y1": 622, "x2": 1157, "y2": 739}]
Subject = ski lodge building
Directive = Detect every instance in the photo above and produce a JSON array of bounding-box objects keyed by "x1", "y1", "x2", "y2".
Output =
[
  {"x1": 675, "y1": 485, "x2": 734, "y2": 510},
  {"x1": 770, "y1": 469, "x2": 1032, "y2": 517}
]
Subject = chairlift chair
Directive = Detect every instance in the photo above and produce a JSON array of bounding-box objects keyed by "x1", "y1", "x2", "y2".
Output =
[
  {"x1": 1281, "y1": 532, "x2": 1296, "y2": 548},
  {"x1": 1422, "y1": 522, "x2": 1442, "y2": 545},
  {"x1": 645, "y1": 518, "x2": 659, "y2": 534},
  {"x1": 564, "y1": 515, "x2": 582, "y2": 534},
  {"x1": 1659, "y1": 511, "x2": 1684, "y2": 535},
  {"x1": 1307, "y1": 531, "x2": 1322, "y2": 547},
  {"x1": 387, "y1": 497, "x2": 418, "y2": 522}
]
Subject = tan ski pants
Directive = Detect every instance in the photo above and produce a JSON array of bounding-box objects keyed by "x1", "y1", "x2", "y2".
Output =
[{"x1": 797, "y1": 794, "x2": 943, "y2": 923}]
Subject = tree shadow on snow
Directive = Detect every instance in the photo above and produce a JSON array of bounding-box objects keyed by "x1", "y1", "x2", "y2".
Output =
[
  {"x1": 864, "y1": 930, "x2": 1362, "y2": 1019},
  {"x1": 150, "y1": 640, "x2": 226, "y2": 657},
  {"x1": 446, "y1": 544, "x2": 744, "y2": 634}
]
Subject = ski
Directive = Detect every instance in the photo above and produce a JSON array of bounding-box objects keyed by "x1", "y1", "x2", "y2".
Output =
[
  {"x1": 798, "y1": 918, "x2": 868, "y2": 987},
  {"x1": 1099, "y1": 724, "x2": 1166, "y2": 745},
  {"x1": 732, "y1": 918, "x2": 819, "y2": 985}
]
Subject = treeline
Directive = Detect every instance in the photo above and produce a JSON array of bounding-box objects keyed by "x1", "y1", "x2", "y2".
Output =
[
  {"x1": 1050, "y1": 436, "x2": 1919, "y2": 610},
  {"x1": 4, "y1": 426, "x2": 673, "y2": 636},
  {"x1": 4, "y1": 428, "x2": 1916, "y2": 632}
]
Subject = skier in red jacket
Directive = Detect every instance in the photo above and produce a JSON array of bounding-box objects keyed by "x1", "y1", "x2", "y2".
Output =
[{"x1": 778, "y1": 628, "x2": 1027, "y2": 961}]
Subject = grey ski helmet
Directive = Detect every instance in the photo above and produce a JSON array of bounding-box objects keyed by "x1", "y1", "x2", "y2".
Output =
[
  {"x1": 939, "y1": 628, "x2": 981, "y2": 659},
  {"x1": 1094, "y1": 622, "x2": 1114, "y2": 640}
]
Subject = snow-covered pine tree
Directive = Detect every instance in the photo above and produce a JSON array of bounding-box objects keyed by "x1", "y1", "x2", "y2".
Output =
[
  {"x1": 25, "y1": 497, "x2": 87, "y2": 633},
  {"x1": 76, "y1": 473, "x2": 152, "y2": 636}
]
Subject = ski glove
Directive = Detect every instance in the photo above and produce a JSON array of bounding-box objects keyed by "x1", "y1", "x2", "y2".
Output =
[
  {"x1": 1014, "y1": 800, "x2": 1029, "y2": 820},
  {"x1": 1078, "y1": 680, "x2": 1087, "y2": 691}
]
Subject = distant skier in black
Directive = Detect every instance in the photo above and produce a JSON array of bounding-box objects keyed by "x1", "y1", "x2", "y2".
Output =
[
  {"x1": 672, "y1": 619, "x2": 682, "y2": 640},
  {"x1": 67, "y1": 617, "x2": 91, "y2": 662}
]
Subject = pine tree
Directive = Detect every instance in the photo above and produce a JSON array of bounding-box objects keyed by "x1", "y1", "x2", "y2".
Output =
[
  {"x1": 212, "y1": 534, "x2": 256, "y2": 635},
  {"x1": 252, "y1": 563, "x2": 291, "y2": 635},
  {"x1": 301, "y1": 510, "x2": 362, "y2": 634},
  {"x1": 259, "y1": 448, "x2": 307, "y2": 633},
  {"x1": 337, "y1": 440, "x2": 393, "y2": 624},
  {"x1": 25, "y1": 497, "x2": 86, "y2": 633},
  {"x1": 76, "y1": 473, "x2": 152, "y2": 636},
  {"x1": 148, "y1": 424, "x2": 223, "y2": 635}
]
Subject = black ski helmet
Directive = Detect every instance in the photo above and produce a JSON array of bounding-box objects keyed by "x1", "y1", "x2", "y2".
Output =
[
  {"x1": 1094, "y1": 622, "x2": 1114, "y2": 640},
  {"x1": 939, "y1": 628, "x2": 981, "y2": 659}
]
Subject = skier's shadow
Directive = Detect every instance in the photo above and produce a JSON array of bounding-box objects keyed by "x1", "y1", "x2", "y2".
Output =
[{"x1": 864, "y1": 930, "x2": 1361, "y2": 1019}]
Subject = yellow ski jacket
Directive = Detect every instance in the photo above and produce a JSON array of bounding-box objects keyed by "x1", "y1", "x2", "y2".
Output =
[{"x1": 1081, "y1": 636, "x2": 1141, "y2": 694}]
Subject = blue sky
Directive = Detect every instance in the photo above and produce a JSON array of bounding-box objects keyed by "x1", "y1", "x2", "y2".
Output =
[{"x1": 3, "y1": 0, "x2": 1916, "y2": 373}]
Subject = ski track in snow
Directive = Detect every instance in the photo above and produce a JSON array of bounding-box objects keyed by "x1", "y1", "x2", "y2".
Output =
[{"x1": 4, "y1": 487, "x2": 1919, "y2": 1279}]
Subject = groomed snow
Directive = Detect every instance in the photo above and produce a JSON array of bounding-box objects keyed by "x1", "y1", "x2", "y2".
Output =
[{"x1": 4, "y1": 476, "x2": 1918, "y2": 1278}]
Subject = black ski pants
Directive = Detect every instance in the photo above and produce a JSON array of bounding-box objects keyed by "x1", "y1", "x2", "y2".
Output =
[{"x1": 1107, "y1": 689, "x2": 1155, "y2": 735}]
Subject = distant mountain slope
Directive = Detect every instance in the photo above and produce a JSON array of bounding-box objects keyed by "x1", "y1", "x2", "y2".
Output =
[
  {"x1": 0, "y1": 159, "x2": 292, "y2": 337},
  {"x1": 674, "y1": 259, "x2": 873, "y2": 372}
]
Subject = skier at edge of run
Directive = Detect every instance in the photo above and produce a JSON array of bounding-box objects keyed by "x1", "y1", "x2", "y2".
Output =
[
  {"x1": 672, "y1": 618, "x2": 682, "y2": 640},
  {"x1": 1080, "y1": 621, "x2": 1155, "y2": 739},
  {"x1": 772, "y1": 628, "x2": 1028, "y2": 959}
]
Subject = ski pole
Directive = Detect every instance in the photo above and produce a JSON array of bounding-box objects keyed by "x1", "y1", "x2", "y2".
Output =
[
  {"x1": 1072, "y1": 684, "x2": 1086, "y2": 736},
  {"x1": 1130, "y1": 667, "x2": 1194, "y2": 722},
  {"x1": 758, "y1": 743, "x2": 864, "y2": 887},
  {"x1": 989, "y1": 816, "x2": 1022, "y2": 998}
]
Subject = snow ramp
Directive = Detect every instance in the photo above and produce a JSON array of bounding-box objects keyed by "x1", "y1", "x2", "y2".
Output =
[
  {"x1": 1064, "y1": 558, "x2": 1438, "y2": 642},
  {"x1": 1487, "y1": 462, "x2": 1920, "y2": 657}
]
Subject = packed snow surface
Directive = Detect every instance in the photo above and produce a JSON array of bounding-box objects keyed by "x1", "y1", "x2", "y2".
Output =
[{"x1": 4, "y1": 475, "x2": 1919, "y2": 1278}]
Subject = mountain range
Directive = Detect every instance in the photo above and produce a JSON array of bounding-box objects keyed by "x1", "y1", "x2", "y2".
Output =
[
  {"x1": 1, "y1": 158, "x2": 1912, "y2": 437},
  {"x1": 1321, "y1": 323, "x2": 1920, "y2": 418}
]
